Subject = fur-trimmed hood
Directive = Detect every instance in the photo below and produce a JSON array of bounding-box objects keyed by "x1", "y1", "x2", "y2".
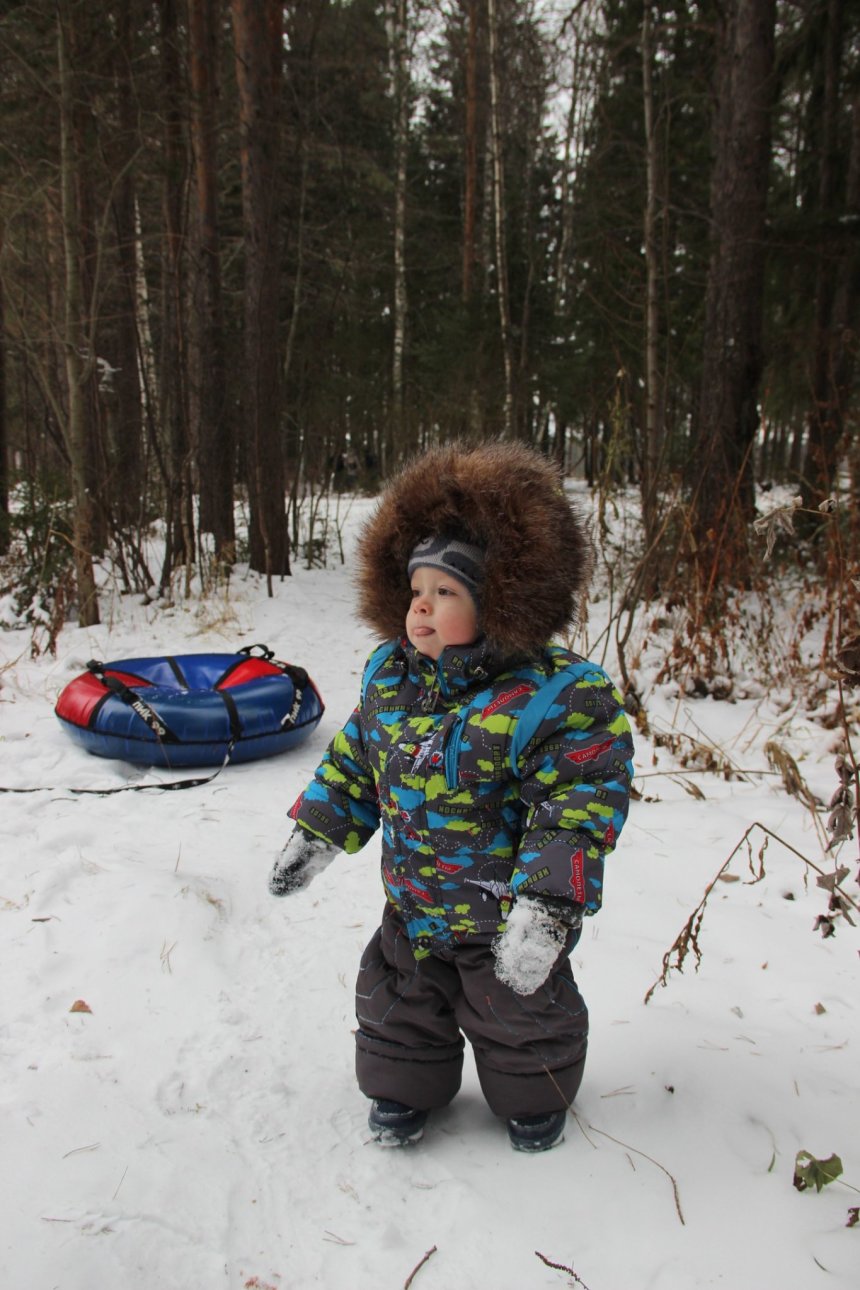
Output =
[{"x1": 356, "y1": 442, "x2": 591, "y2": 658}]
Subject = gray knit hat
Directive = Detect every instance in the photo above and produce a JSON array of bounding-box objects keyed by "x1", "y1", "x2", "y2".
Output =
[{"x1": 407, "y1": 535, "x2": 485, "y2": 600}]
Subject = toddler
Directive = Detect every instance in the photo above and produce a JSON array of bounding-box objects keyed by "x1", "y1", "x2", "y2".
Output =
[{"x1": 269, "y1": 441, "x2": 633, "y2": 1151}]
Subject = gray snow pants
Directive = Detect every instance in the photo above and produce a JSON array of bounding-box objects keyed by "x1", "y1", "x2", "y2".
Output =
[{"x1": 354, "y1": 905, "x2": 588, "y2": 1117}]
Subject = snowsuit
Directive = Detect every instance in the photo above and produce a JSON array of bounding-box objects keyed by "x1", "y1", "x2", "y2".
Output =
[
  {"x1": 290, "y1": 441, "x2": 634, "y2": 1116},
  {"x1": 291, "y1": 635, "x2": 633, "y2": 1113}
]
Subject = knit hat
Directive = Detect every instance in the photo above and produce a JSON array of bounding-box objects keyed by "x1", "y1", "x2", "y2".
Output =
[{"x1": 408, "y1": 535, "x2": 485, "y2": 600}]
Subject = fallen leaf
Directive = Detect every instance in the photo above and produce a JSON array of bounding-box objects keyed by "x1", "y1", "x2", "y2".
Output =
[
  {"x1": 69, "y1": 1000, "x2": 92, "y2": 1014},
  {"x1": 814, "y1": 1002, "x2": 827, "y2": 1015},
  {"x1": 793, "y1": 1150, "x2": 843, "y2": 1193}
]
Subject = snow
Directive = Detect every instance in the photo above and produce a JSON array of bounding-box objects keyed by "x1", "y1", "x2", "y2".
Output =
[
  {"x1": 2, "y1": 494, "x2": 858, "y2": 1290},
  {"x1": 492, "y1": 895, "x2": 571, "y2": 997}
]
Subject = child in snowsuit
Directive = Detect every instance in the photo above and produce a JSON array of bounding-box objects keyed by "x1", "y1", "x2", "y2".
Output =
[{"x1": 269, "y1": 442, "x2": 634, "y2": 1151}]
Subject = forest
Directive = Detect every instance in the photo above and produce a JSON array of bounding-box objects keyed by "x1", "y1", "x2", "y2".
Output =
[
  {"x1": 0, "y1": 0, "x2": 857, "y2": 647},
  {"x1": 2, "y1": 8, "x2": 860, "y2": 1283}
]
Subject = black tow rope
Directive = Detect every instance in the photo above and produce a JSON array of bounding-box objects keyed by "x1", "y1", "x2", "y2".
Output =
[
  {"x1": 1, "y1": 642, "x2": 309, "y2": 798},
  {"x1": 0, "y1": 739, "x2": 236, "y2": 796},
  {"x1": 2, "y1": 656, "x2": 228, "y2": 795}
]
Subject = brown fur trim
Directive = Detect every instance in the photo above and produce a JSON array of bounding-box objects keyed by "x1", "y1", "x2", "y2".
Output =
[{"x1": 356, "y1": 442, "x2": 591, "y2": 657}]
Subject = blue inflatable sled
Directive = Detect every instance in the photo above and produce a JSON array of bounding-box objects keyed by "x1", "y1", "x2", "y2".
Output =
[{"x1": 55, "y1": 645, "x2": 324, "y2": 769}]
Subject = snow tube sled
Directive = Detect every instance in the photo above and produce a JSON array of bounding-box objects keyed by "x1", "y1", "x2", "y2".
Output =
[{"x1": 55, "y1": 645, "x2": 324, "y2": 768}]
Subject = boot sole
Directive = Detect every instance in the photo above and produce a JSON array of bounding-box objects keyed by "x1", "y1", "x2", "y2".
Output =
[{"x1": 370, "y1": 1124, "x2": 425, "y2": 1147}]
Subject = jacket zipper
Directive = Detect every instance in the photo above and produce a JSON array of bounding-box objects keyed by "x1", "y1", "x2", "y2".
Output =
[
  {"x1": 420, "y1": 675, "x2": 441, "y2": 713},
  {"x1": 444, "y1": 714, "x2": 466, "y2": 789}
]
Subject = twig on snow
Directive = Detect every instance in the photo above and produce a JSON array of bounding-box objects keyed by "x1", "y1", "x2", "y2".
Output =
[
  {"x1": 62, "y1": 1142, "x2": 100, "y2": 1158},
  {"x1": 644, "y1": 821, "x2": 860, "y2": 1005},
  {"x1": 635, "y1": 766, "x2": 780, "y2": 780},
  {"x1": 535, "y1": 1068, "x2": 684, "y2": 1227},
  {"x1": 403, "y1": 1244, "x2": 437, "y2": 1289},
  {"x1": 574, "y1": 1115, "x2": 685, "y2": 1226},
  {"x1": 535, "y1": 1249, "x2": 591, "y2": 1287}
]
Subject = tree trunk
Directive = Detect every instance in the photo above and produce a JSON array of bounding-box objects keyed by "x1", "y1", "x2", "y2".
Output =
[
  {"x1": 68, "y1": 11, "x2": 109, "y2": 557},
  {"x1": 805, "y1": 0, "x2": 849, "y2": 507},
  {"x1": 839, "y1": 89, "x2": 860, "y2": 558},
  {"x1": 487, "y1": 0, "x2": 514, "y2": 438},
  {"x1": 110, "y1": 0, "x2": 144, "y2": 532},
  {"x1": 641, "y1": 0, "x2": 663, "y2": 559},
  {"x1": 553, "y1": 38, "x2": 585, "y2": 319},
  {"x1": 157, "y1": 0, "x2": 194, "y2": 592},
  {"x1": 387, "y1": 0, "x2": 409, "y2": 451},
  {"x1": 0, "y1": 226, "x2": 7, "y2": 555},
  {"x1": 232, "y1": 0, "x2": 289, "y2": 586},
  {"x1": 282, "y1": 159, "x2": 307, "y2": 400},
  {"x1": 57, "y1": 2, "x2": 100, "y2": 626},
  {"x1": 550, "y1": 25, "x2": 591, "y2": 466},
  {"x1": 692, "y1": 0, "x2": 776, "y2": 597},
  {"x1": 462, "y1": 0, "x2": 479, "y2": 302},
  {"x1": 188, "y1": 0, "x2": 234, "y2": 560}
]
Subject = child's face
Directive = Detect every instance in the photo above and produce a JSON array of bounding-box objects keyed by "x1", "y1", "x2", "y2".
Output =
[{"x1": 406, "y1": 567, "x2": 479, "y2": 661}]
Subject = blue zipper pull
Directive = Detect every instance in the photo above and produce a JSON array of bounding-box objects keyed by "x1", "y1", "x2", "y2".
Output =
[{"x1": 444, "y1": 715, "x2": 466, "y2": 789}]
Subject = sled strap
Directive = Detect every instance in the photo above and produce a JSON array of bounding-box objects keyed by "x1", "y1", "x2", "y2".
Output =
[
  {"x1": 238, "y1": 643, "x2": 275, "y2": 661},
  {"x1": 276, "y1": 663, "x2": 309, "y2": 731},
  {"x1": 86, "y1": 659, "x2": 180, "y2": 744},
  {"x1": 217, "y1": 690, "x2": 243, "y2": 742},
  {"x1": 235, "y1": 645, "x2": 314, "y2": 731}
]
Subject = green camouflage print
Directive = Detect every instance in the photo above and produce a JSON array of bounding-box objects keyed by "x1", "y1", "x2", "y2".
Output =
[{"x1": 291, "y1": 637, "x2": 633, "y2": 959}]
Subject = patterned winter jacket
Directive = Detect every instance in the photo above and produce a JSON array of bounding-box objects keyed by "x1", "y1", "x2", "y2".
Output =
[{"x1": 290, "y1": 636, "x2": 634, "y2": 959}]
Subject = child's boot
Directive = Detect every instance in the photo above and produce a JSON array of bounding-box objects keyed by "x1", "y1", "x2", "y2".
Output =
[
  {"x1": 368, "y1": 1099, "x2": 427, "y2": 1146},
  {"x1": 506, "y1": 1109, "x2": 566, "y2": 1152}
]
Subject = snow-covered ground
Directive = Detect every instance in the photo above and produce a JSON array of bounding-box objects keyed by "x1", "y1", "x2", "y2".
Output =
[{"x1": 1, "y1": 492, "x2": 857, "y2": 1289}]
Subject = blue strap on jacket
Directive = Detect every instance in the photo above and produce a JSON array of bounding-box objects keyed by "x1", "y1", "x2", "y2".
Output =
[{"x1": 360, "y1": 641, "x2": 603, "y2": 780}]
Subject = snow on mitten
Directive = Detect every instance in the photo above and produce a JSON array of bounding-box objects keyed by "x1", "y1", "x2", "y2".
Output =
[
  {"x1": 492, "y1": 898, "x2": 578, "y2": 996},
  {"x1": 268, "y1": 828, "x2": 338, "y2": 896}
]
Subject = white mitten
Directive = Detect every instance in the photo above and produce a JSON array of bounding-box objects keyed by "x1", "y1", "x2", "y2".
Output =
[
  {"x1": 493, "y1": 898, "x2": 578, "y2": 996},
  {"x1": 268, "y1": 829, "x2": 338, "y2": 896}
]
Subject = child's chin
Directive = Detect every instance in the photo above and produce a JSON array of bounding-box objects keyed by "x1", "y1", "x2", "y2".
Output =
[{"x1": 409, "y1": 635, "x2": 440, "y2": 660}]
